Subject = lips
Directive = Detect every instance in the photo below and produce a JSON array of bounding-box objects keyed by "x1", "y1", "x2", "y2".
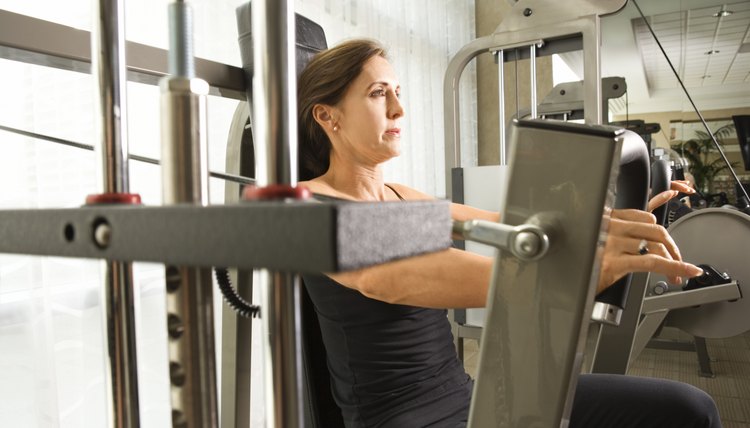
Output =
[{"x1": 385, "y1": 128, "x2": 401, "y2": 136}]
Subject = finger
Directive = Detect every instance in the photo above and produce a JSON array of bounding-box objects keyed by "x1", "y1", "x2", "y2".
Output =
[
  {"x1": 670, "y1": 180, "x2": 695, "y2": 194},
  {"x1": 607, "y1": 235, "x2": 670, "y2": 259},
  {"x1": 611, "y1": 208, "x2": 656, "y2": 224},
  {"x1": 609, "y1": 235, "x2": 677, "y2": 283},
  {"x1": 608, "y1": 218, "x2": 682, "y2": 262},
  {"x1": 609, "y1": 255, "x2": 703, "y2": 284},
  {"x1": 647, "y1": 190, "x2": 679, "y2": 212}
]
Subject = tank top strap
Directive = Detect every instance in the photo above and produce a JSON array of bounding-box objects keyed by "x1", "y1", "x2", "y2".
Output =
[{"x1": 384, "y1": 183, "x2": 405, "y2": 201}]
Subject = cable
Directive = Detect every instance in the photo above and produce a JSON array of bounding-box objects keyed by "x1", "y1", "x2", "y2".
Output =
[
  {"x1": 625, "y1": 90, "x2": 629, "y2": 129},
  {"x1": 0, "y1": 123, "x2": 256, "y2": 186},
  {"x1": 214, "y1": 267, "x2": 260, "y2": 318},
  {"x1": 631, "y1": 0, "x2": 750, "y2": 203},
  {"x1": 1, "y1": 125, "x2": 261, "y2": 318}
]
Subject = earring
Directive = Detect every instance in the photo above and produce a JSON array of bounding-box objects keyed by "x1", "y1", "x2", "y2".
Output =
[{"x1": 333, "y1": 125, "x2": 339, "y2": 132}]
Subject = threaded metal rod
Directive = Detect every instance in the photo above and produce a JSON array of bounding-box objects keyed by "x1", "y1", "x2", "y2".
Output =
[{"x1": 168, "y1": 1, "x2": 194, "y2": 78}]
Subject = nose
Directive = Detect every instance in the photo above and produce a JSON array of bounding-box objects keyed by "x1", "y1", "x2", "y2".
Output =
[{"x1": 387, "y1": 90, "x2": 404, "y2": 120}]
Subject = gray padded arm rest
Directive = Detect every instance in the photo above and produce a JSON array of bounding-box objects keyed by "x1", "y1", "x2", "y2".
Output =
[{"x1": 0, "y1": 200, "x2": 452, "y2": 272}]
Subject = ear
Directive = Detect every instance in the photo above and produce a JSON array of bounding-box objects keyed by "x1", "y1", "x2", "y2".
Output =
[{"x1": 312, "y1": 104, "x2": 337, "y2": 132}]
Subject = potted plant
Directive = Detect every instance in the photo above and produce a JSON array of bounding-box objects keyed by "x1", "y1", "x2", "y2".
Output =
[{"x1": 670, "y1": 123, "x2": 737, "y2": 194}]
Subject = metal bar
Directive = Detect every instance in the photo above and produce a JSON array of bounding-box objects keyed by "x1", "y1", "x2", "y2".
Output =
[
  {"x1": 529, "y1": 44, "x2": 537, "y2": 119},
  {"x1": 230, "y1": 271, "x2": 255, "y2": 426},
  {"x1": 453, "y1": 219, "x2": 549, "y2": 261},
  {"x1": 496, "y1": 50, "x2": 507, "y2": 165},
  {"x1": 252, "y1": 1, "x2": 298, "y2": 188},
  {"x1": 442, "y1": 19, "x2": 599, "y2": 197},
  {"x1": 252, "y1": 0, "x2": 303, "y2": 425},
  {"x1": 91, "y1": 0, "x2": 140, "y2": 426},
  {"x1": 495, "y1": 35, "x2": 582, "y2": 62},
  {"x1": 449, "y1": 167, "x2": 466, "y2": 359},
  {"x1": 641, "y1": 282, "x2": 741, "y2": 313},
  {"x1": 582, "y1": 16, "x2": 602, "y2": 124},
  {"x1": 629, "y1": 274, "x2": 745, "y2": 359},
  {"x1": 0, "y1": 202, "x2": 451, "y2": 271},
  {"x1": 693, "y1": 337, "x2": 715, "y2": 378},
  {"x1": 0, "y1": 123, "x2": 256, "y2": 185},
  {"x1": 100, "y1": 257, "x2": 139, "y2": 428},
  {"x1": 0, "y1": 9, "x2": 245, "y2": 100},
  {"x1": 160, "y1": 2, "x2": 217, "y2": 425},
  {"x1": 647, "y1": 338, "x2": 695, "y2": 352},
  {"x1": 442, "y1": 0, "x2": 628, "y2": 197},
  {"x1": 589, "y1": 272, "x2": 650, "y2": 374},
  {"x1": 93, "y1": 0, "x2": 130, "y2": 194},
  {"x1": 220, "y1": 102, "x2": 254, "y2": 428},
  {"x1": 631, "y1": 311, "x2": 669, "y2": 360},
  {"x1": 643, "y1": 338, "x2": 715, "y2": 377}
]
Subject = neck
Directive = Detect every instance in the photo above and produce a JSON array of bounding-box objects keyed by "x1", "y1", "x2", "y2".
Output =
[{"x1": 319, "y1": 152, "x2": 388, "y2": 201}]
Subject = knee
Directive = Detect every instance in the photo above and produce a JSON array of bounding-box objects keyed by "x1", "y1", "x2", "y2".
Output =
[{"x1": 660, "y1": 381, "x2": 721, "y2": 428}]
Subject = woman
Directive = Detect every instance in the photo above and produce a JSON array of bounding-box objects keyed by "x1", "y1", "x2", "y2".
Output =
[{"x1": 298, "y1": 39, "x2": 720, "y2": 428}]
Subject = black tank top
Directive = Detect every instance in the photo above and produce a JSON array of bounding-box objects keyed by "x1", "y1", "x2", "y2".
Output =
[{"x1": 303, "y1": 188, "x2": 472, "y2": 427}]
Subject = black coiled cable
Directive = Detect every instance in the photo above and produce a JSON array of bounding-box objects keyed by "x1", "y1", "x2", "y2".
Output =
[{"x1": 214, "y1": 267, "x2": 260, "y2": 318}]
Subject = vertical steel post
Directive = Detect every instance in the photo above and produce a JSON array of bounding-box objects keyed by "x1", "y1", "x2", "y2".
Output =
[
  {"x1": 496, "y1": 50, "x2": 507, "y2": 166},
  {"x1": 91, "y1": 0, "x2": 140, "y2": 426},
  {"x1": 160, "y1": 1, "x2": 217, "y2": 427},
  {"x1": 583, "y1": 16, "x2": 603, "y2": 125},
  {"x1": 529, "y1": 44, "x2": 537, "y2": 119},
  {"x1": 251, "y1": 0, "x2": 304, "y2": 426}
]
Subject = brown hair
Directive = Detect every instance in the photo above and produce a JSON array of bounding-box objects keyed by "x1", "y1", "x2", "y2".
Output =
[{"x1": 297, "y1": 39, "x2": 387, "y2": 180}]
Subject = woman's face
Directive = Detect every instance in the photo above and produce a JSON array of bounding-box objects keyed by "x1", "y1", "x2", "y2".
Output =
[{"x1": 330, "y1": 55, "x2": 404, "y2": 165}]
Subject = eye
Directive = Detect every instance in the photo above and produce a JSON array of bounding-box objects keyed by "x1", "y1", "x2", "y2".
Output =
[{"x1": 370, "y1": 88, "x2": 386, "y2": 97}]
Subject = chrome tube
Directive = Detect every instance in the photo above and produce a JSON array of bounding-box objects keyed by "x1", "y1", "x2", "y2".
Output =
[
  {"x1": 529, "y1": 44, "x2": 537, "y2": 119},
  {"x1": 582, "y1": 16, "x2": 602, "y2": 124},
  {"x1": 91, "y1": 1, "x2": 140, "y2": 427},
  {"x1": 496, "y1": 50, "x2": 507, "y2": 165},
  {"x1": 160, "y1": 1, "x2": 217, "y2": 427},
  {"x1": 160, "y1": 76, "x2": 216, "y2": 427},
  {"x1": 251, "y1": 0, "x2": 303, "y2": 426},
  {"x1": 252, "y1": 0, "x2": 298, "y2": 186},
  {"x1": 100, "y1": 262, "x2": 140, "y2": 428},
  {"x1": 93, "y1": 0, "x2": 130, "y2": 194}
]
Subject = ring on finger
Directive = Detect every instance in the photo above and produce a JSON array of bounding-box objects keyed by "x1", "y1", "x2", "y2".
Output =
[{"x1": 637, "y1": 239, "x2": 649, "y2": 255}]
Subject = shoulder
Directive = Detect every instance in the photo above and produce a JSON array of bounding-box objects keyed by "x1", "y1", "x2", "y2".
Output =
[
  {"x1": 385, "y1": 183, "x2": 434, "y2": 201},
  {"x1": 299, "y1": 179, "x2": 335, "y2": 197},
  {"x1": 299, "y1": 179, "x2": 355, "y2": 201}
]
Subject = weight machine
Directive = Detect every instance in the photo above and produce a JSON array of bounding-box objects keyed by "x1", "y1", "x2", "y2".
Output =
[{"x1": 3, "y1": 0, "x2": 742, "y2": 427}]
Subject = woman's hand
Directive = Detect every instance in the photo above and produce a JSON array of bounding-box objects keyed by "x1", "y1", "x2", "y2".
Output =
[
  {"x1": 647, "y1": 180, "x2": 695, "y2": 212},
  {"x1": 597, "y1": 208, "x2": 703, "y2": 294}
]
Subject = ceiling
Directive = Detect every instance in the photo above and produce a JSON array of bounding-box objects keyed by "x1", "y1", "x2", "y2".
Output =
[{"x1": 596, "y1": 0, "x2": 750, "y2": 115}]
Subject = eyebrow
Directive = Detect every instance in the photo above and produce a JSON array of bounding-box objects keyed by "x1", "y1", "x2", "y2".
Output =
[{"x1": 367, "y1": 81, "x2": 400, "y2": 91}]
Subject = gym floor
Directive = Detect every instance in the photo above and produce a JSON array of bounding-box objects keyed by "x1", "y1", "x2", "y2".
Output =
[{"x1": 462, "y1": 328, "x2": 750, "y2": 427}]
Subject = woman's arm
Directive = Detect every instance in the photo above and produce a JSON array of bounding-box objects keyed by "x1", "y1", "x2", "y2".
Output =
[
  {"x1": 322, "y1": 182, "x2": 702, "y2": 308},
  {"x1": 328, "y1": 209, "x2": 702, "y2": 308},
  {"x1": 387, "y1": 183, "x2": 500, "y2": 222},
  {"x1": 328, "y1": 248, "x2": 493, "y2": 308}
]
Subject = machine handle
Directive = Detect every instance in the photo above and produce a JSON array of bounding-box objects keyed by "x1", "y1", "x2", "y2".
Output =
[
  {"x1": 454, "y1": 219, "x2": 551, "y2": 262},
  {"x1": 650, "y1": 159, "x2": 672, "y2": 227},
  {"x1": 593, "y1": 130, "x2": 650, "y2": 324}
]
